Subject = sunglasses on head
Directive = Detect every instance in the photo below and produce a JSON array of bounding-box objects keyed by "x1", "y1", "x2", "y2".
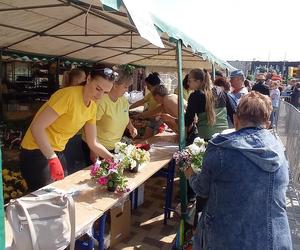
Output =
[{"x1": 92, "y1": 68, "x2": 119, "y2": 81}]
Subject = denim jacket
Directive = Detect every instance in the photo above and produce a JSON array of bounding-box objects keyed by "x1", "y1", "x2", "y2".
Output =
[{"x1": 189, "y1": 127, "x2": 292, "y2": 250}]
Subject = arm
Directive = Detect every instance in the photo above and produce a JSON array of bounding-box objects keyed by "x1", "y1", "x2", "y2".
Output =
[
  {"x1": 129, "y1": 99, "x2": 145, "y2": 110},
  {"x1": 31, "y1": 106, "x2": 64, "y2": 180},
  {"x1": 139, "y1": 105, "x2": 164, "y2": 119},
  {"x1": 184, "y1": 145, "x2": 217, "y2": 198},
  {"x1": 31, "y1": 106, "x2": 59, "y2": 159},
  {"x1": 127, "y1": 119, "x2": 138, "y2": 138},
  {"x1": 84, "y1": 123, "x2": 113, "y2": 159}
]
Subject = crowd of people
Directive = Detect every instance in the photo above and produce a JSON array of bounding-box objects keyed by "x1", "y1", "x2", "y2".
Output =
[{"x1": 18, "y1": 65, "x2": 293, "y2": 249}]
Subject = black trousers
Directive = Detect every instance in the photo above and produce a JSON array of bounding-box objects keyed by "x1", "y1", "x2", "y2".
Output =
[
  {"x1": 81, "y1": 140, "x2": 93, "y2": 167},
  {"x1": 19, "y1": 148, "x2": 67, "y2": 192}
]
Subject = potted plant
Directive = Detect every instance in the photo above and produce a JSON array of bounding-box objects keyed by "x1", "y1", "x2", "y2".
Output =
[
  {"x1": 173, "y1": 137, "x2": 207, "y2": 172},
  {"x1": 114, "y1": 142, "x2": 150, "y2": 173},
  {"x1": 90, "y1": 159, "x2": 129, "y2": 193}
]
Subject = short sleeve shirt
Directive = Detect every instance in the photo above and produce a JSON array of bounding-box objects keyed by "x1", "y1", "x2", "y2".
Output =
[{"x1": 21, "y1": 86, "x2": 97, "y2": 151}]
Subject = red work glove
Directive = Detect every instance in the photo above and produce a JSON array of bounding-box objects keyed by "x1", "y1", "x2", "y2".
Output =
[{"x1": 48, "y1": 157, "x2": 65, "y2": 181}]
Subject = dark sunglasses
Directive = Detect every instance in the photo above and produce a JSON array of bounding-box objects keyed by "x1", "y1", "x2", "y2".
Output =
[{"x1": 91, "y1": 68, "x2": 119, "y2": 81}]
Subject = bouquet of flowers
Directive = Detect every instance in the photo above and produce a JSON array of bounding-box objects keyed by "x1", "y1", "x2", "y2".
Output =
[
  {"x1": 90, "y1": 159, "x2": 129, "y2": 193},
  {"x1": 173, "y1": 137, "x2": 207, "y2": 172},
  {"x1": 114, "y1": 142, "x2": 150, "y2": 172}
]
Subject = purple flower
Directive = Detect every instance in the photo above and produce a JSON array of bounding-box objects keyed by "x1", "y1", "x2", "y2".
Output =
[{"x1": 108, "y1": 168, "x2": 118, "y2": 174}]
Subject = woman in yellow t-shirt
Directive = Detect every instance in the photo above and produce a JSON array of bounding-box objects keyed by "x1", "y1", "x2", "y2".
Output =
[
  {"x1": 129, "y1": 72, "x2": 162, "y2": 138},
  {"x1": 20, "y1": 68, "x2": 118, "y2": 191},
  {"x1": 174, "y1": 74, "x2": 193, "y2": 101},
  {"x1": 129, "y1": 72, "x2": 161, "y2": 112},
  {"x1": 82, "y1": 70, "x2": 138, "y2": 163}
]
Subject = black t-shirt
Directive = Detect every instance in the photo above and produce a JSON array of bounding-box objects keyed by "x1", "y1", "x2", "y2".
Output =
[
  {"x1": 185, "y1": 86, "x2": 227, "y2": 127},
  {"x1": 252, "y1": 82, "x2": 270, "y2": 96}
]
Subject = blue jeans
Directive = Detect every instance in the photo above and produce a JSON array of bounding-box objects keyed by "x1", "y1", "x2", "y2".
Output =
[{"x1": 271, "y1": 107, "x2": 278, "y2": 127}]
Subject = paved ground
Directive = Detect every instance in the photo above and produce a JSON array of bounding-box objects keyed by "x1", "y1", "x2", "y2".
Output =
[
  {"x1": 112, "y1": 176, "x2": 178, "y2": 250},
  {"x1": 286, "y1": 185, "x2": 300, "y2": 249}
]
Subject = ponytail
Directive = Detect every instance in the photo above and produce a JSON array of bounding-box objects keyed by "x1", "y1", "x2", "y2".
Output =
[
  {"x1": 203, "y1": 70, "x2": 215, "y2": 126},
  {"x1": 190, "y1": 68, "x2": 216, "y2": 126}
]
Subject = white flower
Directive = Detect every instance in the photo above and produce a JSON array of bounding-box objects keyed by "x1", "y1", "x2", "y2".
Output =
[
  {"x1": 113, "y1": 153, "x2": 125, "y2": 163},
  {"x1": 191, "y1": 163, "x2": 201, "y2": 173},
  {"x1": 114, "y1": 142, "x2": 127, "y2": 154},
  {"x1": 193, "y1": 137, "x2": 205, "y2": 146},
  {"x1": 130, "y1": 159, "x2": 137, "y2": 169},
  {"x1": 187, "y1": 144, "x2": 201, "y2": 155},
  {"x1": 125, "y1": 144, "x2": 135, "y2": 155},
  {"x1": 95, "y1": 159, "x2": 102, "y2": 167}
]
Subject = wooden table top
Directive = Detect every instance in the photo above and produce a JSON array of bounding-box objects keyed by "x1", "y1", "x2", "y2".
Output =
[{"x1": 5, "y1": 132, "x2": 178, "y2": 248}]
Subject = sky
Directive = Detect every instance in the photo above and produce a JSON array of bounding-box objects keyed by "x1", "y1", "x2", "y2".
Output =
[{"x1": 147, "y1": 0, "x2": 300, "y2": 62}]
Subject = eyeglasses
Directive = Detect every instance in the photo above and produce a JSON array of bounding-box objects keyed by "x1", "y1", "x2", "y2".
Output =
[{"x1": 92, "y1": 68, "x2": 119, "y2": 81}]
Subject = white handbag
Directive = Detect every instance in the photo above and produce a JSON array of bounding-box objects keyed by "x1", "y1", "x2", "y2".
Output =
[{"x1": 6, "y1": 192, "x2": 75, "y2": 250}]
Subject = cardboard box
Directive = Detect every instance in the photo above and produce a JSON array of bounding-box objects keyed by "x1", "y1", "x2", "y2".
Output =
[
  {"x1": 132, "y1": 184, "x2": 145, "y2": 208},
  {"x1": 110, "y1": 199, "x2": 131, "y2": 247}
]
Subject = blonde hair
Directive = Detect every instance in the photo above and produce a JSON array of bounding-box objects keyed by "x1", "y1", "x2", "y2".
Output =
[
  {"x1": 114, "y1": 69, "x2": 133, "y2": 86},
  {"x1": 62, "y1": 68, "x2": 85, "y2": 87},
  {"x1": 236, "y1": 91, "x2": 272, "y2": 126},
  {"x1": 190, "y1": 68, "x2": 216, "y2": 126}
]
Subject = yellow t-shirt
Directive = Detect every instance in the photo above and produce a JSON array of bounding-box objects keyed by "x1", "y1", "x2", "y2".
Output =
[
  {"x1": 96, "y1": 95, "x2": 130, "y2": 150},
  {"x1": 21, "y1": 86, "x2": 97, "y2": 151},
  {"x1": 174, "y1": 87, "x2": 193, "y2": 101},
  {"x1": 144, "y1": 92, "x2": 160, "y2": 111}
]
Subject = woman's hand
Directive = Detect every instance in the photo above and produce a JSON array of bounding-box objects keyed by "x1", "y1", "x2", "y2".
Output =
[
  {"x1": 129, "y1": 126, "x2": 138, "y2": 138},
  {"x1": 184, "y1": 166, "x2": 195, "y2": 179},
  {"x1": 160, "y1": 113, "x2": 174, "y2": 123}
]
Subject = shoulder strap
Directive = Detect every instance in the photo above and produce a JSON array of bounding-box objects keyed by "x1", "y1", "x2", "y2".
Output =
[
  {"x1": 65, "y1": 194, "x2": 75, "y2": 250},
  {"x1": 19, "y1": 192, "x2": 63, "y2": 202},
  {"x1": 17, "y1": 199, "x2": 39, "y2": 250}
]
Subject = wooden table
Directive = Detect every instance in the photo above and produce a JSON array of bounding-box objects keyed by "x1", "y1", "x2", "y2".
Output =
[{"x1": 5, "y1": 132, "x2": 178, "y2": 250}]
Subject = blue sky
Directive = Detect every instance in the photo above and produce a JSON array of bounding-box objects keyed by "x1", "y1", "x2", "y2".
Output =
[{"x1": 147, "y1": 0, "x2": 300, "y2": 61}]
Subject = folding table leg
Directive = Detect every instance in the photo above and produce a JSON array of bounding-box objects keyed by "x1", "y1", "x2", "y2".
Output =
[
  {"x1": 88, "y1": 236, "x2": 94, "y2": 250},
  {"x1": 97, "y1": 212, "x2": 107, "y2": 250},
  {"x1": 164, "y1": 159, "x2": 175, "y2": 224},
  {"x1": 134, "y1": 188, "x2": 138, "y2": 209},
  {"x1": 167, "y1": 159, "x2": 176, "y2": 219}
]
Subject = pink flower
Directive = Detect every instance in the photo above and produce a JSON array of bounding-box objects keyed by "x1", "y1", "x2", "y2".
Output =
[
  {"x1": 90, "y1": 165, "x2": 99, "y2": 176},
  {"x1": 97, "y1": 177, "x2": 108, "y2": 186}
]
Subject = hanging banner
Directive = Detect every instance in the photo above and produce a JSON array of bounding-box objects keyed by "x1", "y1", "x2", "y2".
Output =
[{"x1": 122, "y1": 0, "x2": 164, "y2": 48}]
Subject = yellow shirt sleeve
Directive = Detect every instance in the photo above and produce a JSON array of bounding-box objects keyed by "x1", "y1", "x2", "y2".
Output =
[
  {"x1": 22, "y1": 86, "x2": 97, "y2": 151},
  {"x1": 46, "y1": 88, "x2": 70, "y2": 116}
]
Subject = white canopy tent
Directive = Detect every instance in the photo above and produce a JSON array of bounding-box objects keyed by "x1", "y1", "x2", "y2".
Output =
[{"x1": 0, "y1": 0, "x2": 234, "y2": 71}]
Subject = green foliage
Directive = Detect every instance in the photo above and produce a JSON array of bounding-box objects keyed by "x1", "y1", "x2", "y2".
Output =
[{"x1": 119, "y1": 64, "x2": 135, "y2": 76}]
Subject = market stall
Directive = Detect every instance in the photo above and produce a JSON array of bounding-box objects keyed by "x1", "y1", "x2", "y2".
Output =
[{"x1": 0, "y1": 1, "x2": 235, "y2": 249}]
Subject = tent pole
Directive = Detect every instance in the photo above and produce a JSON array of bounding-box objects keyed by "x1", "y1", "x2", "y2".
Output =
[
  {"x1": 176, "y1": 39, "x2": 187, "y2": 247},
  {"x1": 212, "y1": 62, "x2": 215, "y2": 81}
]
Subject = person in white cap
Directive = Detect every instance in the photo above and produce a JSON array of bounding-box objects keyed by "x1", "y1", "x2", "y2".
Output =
[{"x1": 229, "y1": 70, "x2": 248, "y2": 100}]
